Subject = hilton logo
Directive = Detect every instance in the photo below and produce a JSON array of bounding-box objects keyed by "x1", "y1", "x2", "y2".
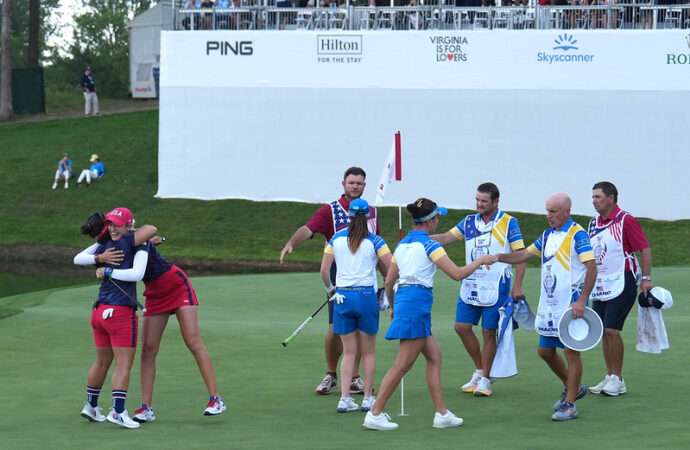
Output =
[
  {"x1": 317, "y1": 35, "x2": 363, "y2": 55},
  {"x1": 317, "y1": 35, "x2": 363, "y2": 64}
]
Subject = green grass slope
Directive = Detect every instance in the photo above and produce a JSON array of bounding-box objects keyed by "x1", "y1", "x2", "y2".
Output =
[
  {"x1": 1, "y1": 110, "x2": 688, "y2": 266},
  {"x1": 0, "y1": 268, "x2": 688, "y2": 449}
]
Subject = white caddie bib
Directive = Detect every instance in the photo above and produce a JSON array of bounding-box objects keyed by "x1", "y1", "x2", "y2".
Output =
[
  {"x1": 460, "y1": 212, "x2": 514, "y2": 307},
  {"x1": 588, "y1": 211, "x2": 628, "y2": 301},
  {"x1": 536, "y1": 225, "x2": 580, "y2": 337}
]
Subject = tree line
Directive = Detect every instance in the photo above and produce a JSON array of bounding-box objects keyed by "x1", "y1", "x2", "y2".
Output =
[{"x1": 1, "y1": 0, "x2": 154, "y2": 121}]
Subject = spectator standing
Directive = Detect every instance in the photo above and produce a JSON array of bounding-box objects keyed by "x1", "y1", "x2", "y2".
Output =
[{"x1": 81, "y1": 66, "x2": 99, "y2": 116}]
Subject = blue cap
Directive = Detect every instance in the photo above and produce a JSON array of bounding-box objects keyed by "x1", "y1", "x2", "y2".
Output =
[
  {"x1": 348, "y1": 198, "x2": 370, "y2": 217},
  {"x1": 414, "y1": 206, "x2": 448, "y2": 224}
]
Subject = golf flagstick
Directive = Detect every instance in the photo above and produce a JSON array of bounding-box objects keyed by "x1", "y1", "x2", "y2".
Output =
[{"x1": 374, "y1": 131, "x2": 405, "y2": 415}]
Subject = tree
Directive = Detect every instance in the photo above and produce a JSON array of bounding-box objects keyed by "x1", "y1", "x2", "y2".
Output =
[
  {"x1": 63, "y1": 0, "x2": 154, "y2": 98},
  {"x1": 27, "y1": 0, "x2": 39, "y2": 67},
  {"x1": 0, "y1": 0, "x2": 14, "y2": 121}
]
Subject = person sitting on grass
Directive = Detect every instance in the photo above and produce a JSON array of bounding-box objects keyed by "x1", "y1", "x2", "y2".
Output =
[
  {"x1": 52, "y1": 153, "x2": 73, "y2": 190},
  {"x1": 77, "y1": 154, "x2": 106, "y2": 186}
]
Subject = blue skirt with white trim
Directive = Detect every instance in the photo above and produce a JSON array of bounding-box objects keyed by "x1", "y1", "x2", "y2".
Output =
[{"x1": 385, "y1": 285, "x2": 433, "y2": 340}]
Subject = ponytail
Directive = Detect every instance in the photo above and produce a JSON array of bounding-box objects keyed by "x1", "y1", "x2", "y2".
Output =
[{"x1": 347, "y1": 214, "x2": 369, "y2": 254}]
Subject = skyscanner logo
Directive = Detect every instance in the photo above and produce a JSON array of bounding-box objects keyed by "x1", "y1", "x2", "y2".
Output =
[
  {"x1": 206, "y1": 41, "x2": 254, "y2": 56},
  {"x1": 537, "y1": 34, "x2": 595, "y2": 64}
]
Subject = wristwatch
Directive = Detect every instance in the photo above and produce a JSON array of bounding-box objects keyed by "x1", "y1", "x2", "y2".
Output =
[{"x1": 641, "y1": 275, "x2": 652, "y2": 282}]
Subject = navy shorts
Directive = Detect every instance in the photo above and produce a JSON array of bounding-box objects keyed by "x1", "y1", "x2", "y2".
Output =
[
  {"x1": 332, "y1": 287, "x2": 379, "y2": 335},
  {"x1": 592, "y1": 272, "x2": 638, "y2": 331}
]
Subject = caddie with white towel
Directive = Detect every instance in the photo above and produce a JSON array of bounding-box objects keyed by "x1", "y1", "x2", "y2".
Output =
[
  {"x1": 588, "y1": 181, "x2": 653, "y2": 397},
  {"x1": 432, "y1": 183, "x2": 527, "y2": 397},
  {"x1": 497, "y1": 193, "x2": 597, "y2": 421}
]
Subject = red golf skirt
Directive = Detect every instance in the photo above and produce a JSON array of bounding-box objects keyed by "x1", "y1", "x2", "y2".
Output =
[{"x1": 143, "y1": 265, "x2": 199, "y2": 316}]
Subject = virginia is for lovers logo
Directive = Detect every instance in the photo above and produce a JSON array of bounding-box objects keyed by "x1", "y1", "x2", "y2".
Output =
[{"x1": 430, "y1": 35, "x2": 468, "y2": 63}]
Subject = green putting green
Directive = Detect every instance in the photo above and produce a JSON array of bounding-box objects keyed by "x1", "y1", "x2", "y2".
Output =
[{"x1": 1, "y1": 268, "x2": 688, "y2": 449}]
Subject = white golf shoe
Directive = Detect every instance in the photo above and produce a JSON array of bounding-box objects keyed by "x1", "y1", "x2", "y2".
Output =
[
  {"x1": 106, "y1": 409, "x2": 140, "y2": 429},
  {"x1": 602, "y1": 375, "x2": 627, "y2": 396},
  {"x1": 461, "y1": 369, "x2": 483, "y2": 393},
  {"x1": 589, "y1": 375, "x2": 612, "y2": 394},
  {"x1": 133, "y1": 405, "x2": 156, "y2": 423},
  {"x1": 80, "y1": 402, "x2": 106, "y2": 423},
  {"x1": 360, "y1": 395, "x2": 376, "y2": 412},
  {"x1": 363, "y1": 411, "x2": 399, "y2": 431},
  {"x1": 433, "y1": 410, "x2": 464, "y2": 429},
  {"x1": 336, "y1": 396, "x2": 359, "y2": 413},
  {"x1": 473, "y1": 377, "x2": 493, "y2": 397},
  {"x1": 204, "y1": 396, "x2": 227, "y2": 416}
]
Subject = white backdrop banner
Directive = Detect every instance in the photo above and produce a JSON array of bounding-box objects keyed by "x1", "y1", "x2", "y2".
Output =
[{"x1": 158, "y1": 30, "x2": 690, "y2": 219}]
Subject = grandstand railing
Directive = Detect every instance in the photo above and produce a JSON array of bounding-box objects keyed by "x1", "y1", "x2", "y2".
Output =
[{"x1": 174, "y1": 3, "x2": 690, "y2": 30}]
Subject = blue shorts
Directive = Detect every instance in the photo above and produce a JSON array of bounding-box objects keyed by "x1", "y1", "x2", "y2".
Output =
[
  {"x1": 455, "y1": 296, "x2": 508, "y2": 330},
  {"x1": 539, "y1": 335, "x2": 565, "y2": 349},
  {"x1": 385, "y1": 285, "x2": 433, "y2": 340},
  {"x1": 332, "y1": 287, "x2": 379, "y2": 335}
]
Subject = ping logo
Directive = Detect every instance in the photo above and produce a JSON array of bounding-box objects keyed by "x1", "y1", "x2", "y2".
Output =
[
  {"x1": 102, "y1": 308, "x2": 115, "y2": 320},
  {"x1": 206, "y1": 41, "x2": 253, "y2": 56},
  {"x1": 553, "y1": 34, "x2": 578, "y2": 51}
]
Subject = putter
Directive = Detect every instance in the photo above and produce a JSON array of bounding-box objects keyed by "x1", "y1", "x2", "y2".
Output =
[{"x1": 281, "y1": 297, "x2": 330, "y2": 347}]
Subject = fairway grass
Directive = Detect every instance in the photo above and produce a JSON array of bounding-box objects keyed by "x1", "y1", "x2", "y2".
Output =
[{"x1": 1, "y1": 268, "x2": 688, "y2": 449}]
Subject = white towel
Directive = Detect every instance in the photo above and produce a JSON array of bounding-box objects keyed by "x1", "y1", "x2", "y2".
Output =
[
  {"x1": 490, "y1": 304, "x2": 517, "y2": 378},
  {"x1": 636, "y1": 307, "x2": 670, "y2": 354}
]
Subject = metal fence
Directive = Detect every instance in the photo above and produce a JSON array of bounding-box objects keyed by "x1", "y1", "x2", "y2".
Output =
[{"x1": 174, "y1": 3, "x2": 690, "y2": 30}]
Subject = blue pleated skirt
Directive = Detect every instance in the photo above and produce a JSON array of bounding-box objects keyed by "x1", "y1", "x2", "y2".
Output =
[{"x1": 385, "y1": 285, "x2": 433, "y2": 340}]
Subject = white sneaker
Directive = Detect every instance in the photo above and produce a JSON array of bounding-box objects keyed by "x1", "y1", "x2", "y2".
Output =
[
  {"x1": 589, "y1": 375, "x2": 612, "y2": 394},
  {"x1": 461, "y1": 369, "x2": 483, "y2": 393},
  {"x1": 133, "y1": 405, "x2": 156, "y2": 423},
  {"x1": 337, "y1": 396, "x2": 359, "y2": 413},
  {"x1": 80, "y1": 402, "x2": 106, "y2": 422},
  {"x1": 363, "y1": 411, "x2": 399, "y2": 431},
  {"x1": 602, "y1": 375, "x2": 627, "y2": 397},
  {"x1": 203, "y1": 396, "x2": 227, "y2": 416},
  {"x1": 315, "y1": 373, "x2": 337, "y2": 395},
  {"x1": 64, "y1": 182, "x2": 69, "y2": 189},
  {"x1": 360, "y1": 395, "x2": 376, "y2": 412},
  {"x1": 106, "y1": 409, "x2": 140, "y2": 429},
  {"x1": 474, "y1": 376, "x2": 493, "y2": 397},
  {"x1": 52, "y1": 182, "x2": 58, "y2": 190},
  {"x1": 433, "y1": 410, "x2": 464, "y2": 429}
]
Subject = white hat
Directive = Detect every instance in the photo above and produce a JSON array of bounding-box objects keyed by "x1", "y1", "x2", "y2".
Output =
[
  {"x1": 513, "y1": 298, "x2": 536, "y2": 331},
  {"x1": 650, "y1": 286, "x2": 673, "y2": 309},
  {"x1": 557, "y1": 306, "x2": 603, "y2": 352}
]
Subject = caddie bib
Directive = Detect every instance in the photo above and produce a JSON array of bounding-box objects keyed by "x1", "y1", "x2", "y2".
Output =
[
  {"x1": 588, "y1": 211, "x2": 630, "y2": 301},
  {"x1": 536, "y1": 224, "x2": 580, "y2": 337},
  {"x1": 330, "y1": 200, "x2": 377, "y2": 234},
  {"x1": 460, "y1": 211, "x2": 513, "y2": 307}
]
